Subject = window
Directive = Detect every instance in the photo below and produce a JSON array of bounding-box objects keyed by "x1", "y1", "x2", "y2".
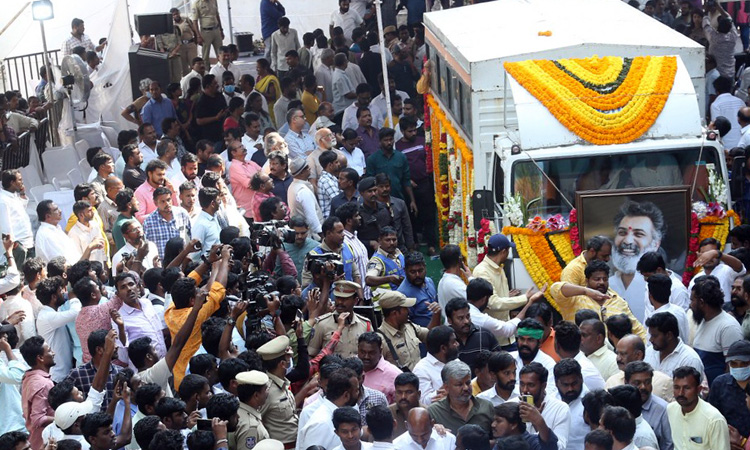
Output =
[
  {"x1": 459, "y1": 79, "x2": 472, "y2": 138},
  {"x1": 494, "y1": 153, "x2": 505, "y2": 204},
  {"x1": 510, "y1": 147, "x2": 723, "y2": 218}
]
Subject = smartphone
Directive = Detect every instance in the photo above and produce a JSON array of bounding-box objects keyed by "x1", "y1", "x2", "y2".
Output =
[
  {"x1": 196, "y1": 419, "x2": 212, "y2": 431},
  {"x1": 520, "y1": 394, "x2": 534, "y2": 406}
]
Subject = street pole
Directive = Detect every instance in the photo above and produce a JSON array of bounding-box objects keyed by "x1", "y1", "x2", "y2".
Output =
[
  {"x1": 39, "y1": 20, "x2": 52, "y2": 104},
  {"x1": 227, "y1": 0, "x2": 234, "y2": 44},
  {"x1": 373, "y1": 0, "x2": 392, "y2": 126}
]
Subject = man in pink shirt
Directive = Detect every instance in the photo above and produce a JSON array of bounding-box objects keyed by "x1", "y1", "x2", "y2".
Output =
[
  {"x1": 358, "y1": 331, "x2": 403, "y2": 404},
  {"x1": 20, "y1": 335, "x2": 55, "y2": 450},
  {"x1": 134, "y1": 159, "x2": 179, "y2": 223},
  {"x1": 227, "y1": 140, "x2": 261, "y2": 218}
]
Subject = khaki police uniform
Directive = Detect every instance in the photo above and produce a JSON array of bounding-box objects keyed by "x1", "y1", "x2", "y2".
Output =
[
  {"x1": 309, "y1": 310, "x2": 372, "y2": 357},
  {"x1": 156, "y1": 30, "x2": 183, "y2": 82},
  {"x1": 192, "y1": 0, "x2": 222, "y2": 61},
  {"x1": 175, "y1": 17, "x2": 199, "y2": 74},
  {"x1": 378, "y1": 318, "x2": 428, "y2": 371},
  {"x1": 256, "y1": 336, "x2": 299, "y2": 445},
  {"x1": 253, "y1": 440, "x2": 284, "y2": 450},
  {"x1": 235, "y1": 371, "x2": 271, "y2": 450}
]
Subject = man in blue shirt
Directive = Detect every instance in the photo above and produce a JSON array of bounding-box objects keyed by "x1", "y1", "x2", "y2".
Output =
[
  {"x1": 141, "y1": 81, "x2": 177, "y2": 135},
  {"x1": 398, "y1": 251, "x2": 437, "y2": 329},
  {"x1": 260, "y1": 0, "x2": 286, "y2": 58},
  {"x1": 279, "y1": 215, "x2": 319, "y2": 283}
]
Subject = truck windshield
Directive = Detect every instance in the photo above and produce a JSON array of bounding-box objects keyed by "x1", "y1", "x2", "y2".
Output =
[{"x1": 511, "y1": 147, "x2": 723, "y2": 218}]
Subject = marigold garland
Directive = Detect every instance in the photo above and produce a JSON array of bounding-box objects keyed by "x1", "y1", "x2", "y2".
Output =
[
  {"x1": 503, "y1": 55, "x2": 678, "y2": 145},
  {"x1": 683, "y1": 210, "x2": 740, "y2": 285}
]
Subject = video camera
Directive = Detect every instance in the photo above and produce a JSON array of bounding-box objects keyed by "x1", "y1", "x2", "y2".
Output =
[
  {"x1": 250, "y1": 220, "x2": 295, "y2": 249},
  {"x1": 242, "y1": 271, "x2": 279, "y2": 334},
  {"x1": 307, "y1": 252, "x2": 344, "y2": 280}
]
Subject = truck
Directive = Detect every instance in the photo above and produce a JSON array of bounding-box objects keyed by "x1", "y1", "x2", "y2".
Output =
[{"x1": 421, "y1": 0, "x2": 733, "y2": 293}]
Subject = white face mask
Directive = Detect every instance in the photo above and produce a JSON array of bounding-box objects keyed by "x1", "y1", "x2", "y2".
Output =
[{"x1": 285, "y1": 355, "x2": 294, "y2": 374}]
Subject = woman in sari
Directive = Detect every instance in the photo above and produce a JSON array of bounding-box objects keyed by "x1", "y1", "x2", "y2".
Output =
[{"x1": 255, "y1": 58, "x2": 281, "y2": 125}]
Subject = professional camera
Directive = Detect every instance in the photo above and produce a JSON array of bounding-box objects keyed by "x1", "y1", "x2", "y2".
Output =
[
  {"x1": 250, "y1": 220, "x2": 295, "y2": 248},
  {"x1": 242, "y1": 271, "x2": 279, "y2": 334},
  {"x1": 307, "y1": 252, "x2": 344, "y2": 280}
]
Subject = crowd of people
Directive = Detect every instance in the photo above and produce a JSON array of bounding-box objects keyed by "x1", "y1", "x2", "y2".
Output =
[{"x1": 2, "y1": 1, "x2": 750, "y2": 450}]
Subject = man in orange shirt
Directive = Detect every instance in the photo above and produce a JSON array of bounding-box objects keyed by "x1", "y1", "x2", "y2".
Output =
[
  {"x1": 164, "y1": 244, "x2": 231, "y2": 389},
  {"x1": 528, "y1": 302, "x2": 559, "y2": 362}
]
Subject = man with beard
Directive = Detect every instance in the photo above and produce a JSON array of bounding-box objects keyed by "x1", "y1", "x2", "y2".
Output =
[
  {"x1": 687, "y1": 238, "x2": 746, "y2": 304},
  {"x1": 731, "y1": 275, "x2": 750, "y2": 339},
  {"x1": 466, "y1": 278, "x2": 544, "y2": 343},
  {"x1": 609, "y1": 201, "x2": 667, "y2": 324},
  {"x1": 413, "y1": 325, "x2": 459, "y2": 405},
  {"x1": 643, "y1": 312, "x2": 704, "y2": 379},
  {"x1": 553, "y1": 321, "x2": 605, "y2": 391},
  {"x1": 20, "y1": 335, "x2": 56, "y2": 450},
  {"x1": 427, "y1": 360, "x2": 494, "y2": 435},
  {"x1": 510, "y1": 319, "x2": 558, "y2": 397},
  {"x1": 477, "y1": 351, "x2": 518, "y2": 406},
  {"x1": 445, "y1": 297, "x2": 500, "y2": 369},
  {"x1": 308, "y1": 280, "x2": 371, "y2": 358},
  {"x1": 389, "y1": 373, "x2": 425, "y2": 437},
  {"x1": 378, "y1": 290, "x2": 441, "y2": 371},
  {"x1": 516, "y1": 362, "x2": 570, "y2": 450},
  {"x1": 624, "y1": 361, "x2": 673, "y2": 450},
  {"x1": 398, "y1": 251, "x2": 438, "y2": 329},
  {"x1": 561, "y1": 235, "x2": 612, "y2": 287},
  {"x1": 689, "y1": 275, "x2": 744, "y2": 385},
  {"x1": 607, "y1": 334, "x2": 674, "y2": 403},
  {"x1": 171, "y1": 153, "x2": 200, "y2": 187},
  {"x1": 707, "y1": 340, "x2": 750, "y2": 441},
  {"x1": 667, "y1": 366, "x2": 729, "y2": 450},
  {"x1": 297, "y1": 368, "x2": 360, "y2": 450},
  {"x1": 358, "y1": 332, "x2": 401, "y2": 403},
  {"x1": 551, "y1": 260, "x2": 646, "y2": 341},
  {"x1": 553, "y1": 358, "x2": 588, "y2": 450}
]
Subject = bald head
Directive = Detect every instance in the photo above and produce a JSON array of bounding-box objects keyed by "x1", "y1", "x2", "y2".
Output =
[
  {"x1": 615, "y1": 334, "x2": 645, "y2": 371},
  {"x1": 406, "y1": 408, "x2": 433, "y2": 449},
  {"x1": 104, "y1": 177, "x2": 124, "y2": 199},
  {"x1": 739, "y1": 107, "x2": 750, "y2": 126}
]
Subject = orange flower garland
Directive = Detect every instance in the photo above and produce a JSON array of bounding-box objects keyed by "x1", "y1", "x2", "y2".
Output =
[{"x1": 503, "y1": 56, "x2": 677, "y2": 145}]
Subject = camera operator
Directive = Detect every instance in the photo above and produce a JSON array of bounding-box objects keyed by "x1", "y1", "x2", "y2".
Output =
[
  {"x1": 308, "y1": 280, "x2": 373, "y2": 358},
  {"x1": 301, "y1": 216, "x2": 363, "y2": 300}
]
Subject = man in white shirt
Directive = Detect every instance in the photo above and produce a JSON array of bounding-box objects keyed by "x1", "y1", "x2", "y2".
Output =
[
  {"x1": 330, "y1": 0, "x2": 363, "y2": 43},
  {"x1": 138, "y1": 123, "x2": 160, "y2": 169},
  {"x1": 371, "y1": 74, "x2": 410, "y2": 125},
  {"x1": 637, "y1": 252, "x2": 689, "y2": 318},
  {"x1": 208, "y1": 46, "x2": 241, "y2": 82},
  {"x1": 466, "y1": 278, "x2": 542, "y2": 341},
  {"x1": 314, "y1": 51, "x2": 336, "y2": 108},
  {"x1": 710, "y1": 76, "x2": 746, "y2": 148},
  {"x1": 553, "y1": 358, "x2": 589, "y2": 450},
  {"x1": 297, "y1": 368, "x2": 360, "y2": 450},
  {"x1": 436, "y1": 245, "x2": 471, "y2": 320},
  {"x1": 552, "y1": 321, "x2": 606, "y2": 391},
  {"x1": 269, "y1": 18, "x2": 300, "y2": 77},
  {"x1": 393, "y1": 407, "x2": 455, "y2": 450},
  {"x1": 332, "y1": 54, "x2": 357, "y2": 115},
  {"x1": 477, "y1": 352, "x2": 518, "y2": 406},
  {"x1": 332, "y1": 407, "x2": 372, "y2": 450},
  {"x1": 111, "y1": 220, "x2": 159, "y2": 276},
  {"x1": 287, "y1": 158, "x2": 323, "y2": 235},
  {"x1": 579, "y1": 319, "x2": 619, "y2": 382},
  {"x1": 0, "y1": 169, "x2": 34, "y2": 265},
  {"x1": 600, "y1": 406, "x2": 638, "y2": 450},
  {"x1": 412, "y1": 325, "x2": 459, "y2": 405},
  {"x1": 687, "y1": 238, "x2": 746, "y2": 304},
  {"x1": 342, "y1": 83, "x2": 384, "y2": 133},
  {"x1": 68, "y1": 200, "x2": 107, "y2": 266},
  {"x1": 511, "y1": 319, "x2": 558, "y2": 397},
  {"x1": 35, "y1": 276, "x2": 80, "y2": 382},
  {"x1": 180, "y1": 57, "x2": 206, "y2": 96},
  {"x1": 738, "y1": 106, "x2": 750, "y2": 148},
  {"x1": 643, "y1": 273, "x2": 689, "y2": 342},
  {"x1": 514, "y1": 362, "x2": 569, "y2": 450},
  {"x1": 644, "y1": 312, "x2": 705, "y2": 379},
  {"x1": 35, "y1": 200, "x2": 103, "y2": 265}
]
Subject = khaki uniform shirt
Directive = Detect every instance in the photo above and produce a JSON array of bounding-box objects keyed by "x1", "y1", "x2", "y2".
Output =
[
  {"x1": 236, "y1": 402, "x2": 269, "y2": 450},
  {"x1": 366, "y1": 247, "x2": 405, "y2": 278},
  {"x1": 156, "y1": 31, "x2": 180, "y2": 52},
  {"x1": 309, "y1": 311, "x2": 372, "y2": 357},
  {"x1": 175, "y1": 18, "x2": 196, "y2": 42},
  {"x1": 472, "y1": 258, "x2": 528, "y2": 347},
  {"x1": 192, "y1": 0, "x2": 219, "y2": 28},
  {"x1": 378, "y1": 320, "x2": 428, "y2": 371},
  {"x1": 259, "y1": 373, "x2": 298, "y2": 443}
]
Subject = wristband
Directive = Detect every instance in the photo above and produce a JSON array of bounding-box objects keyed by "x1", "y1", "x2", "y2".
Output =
[
  {"x1": 216, "y1": 439, "x2": 228, "y2": 445},
  {"x1": 717, "y1": 250, "x2": 723, "y2": 260}
]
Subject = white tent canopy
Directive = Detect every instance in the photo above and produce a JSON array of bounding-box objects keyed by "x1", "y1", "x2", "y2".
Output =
[{"x1": 0, "y1": 0, "x2": 336, "y2": 60}]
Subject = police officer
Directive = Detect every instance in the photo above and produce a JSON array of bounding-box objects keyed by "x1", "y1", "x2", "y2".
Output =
[
  {"x1": 192, "y1": 0, "x2": 224, "y2": 62},
  {"x1": 377, "y1": 290, "x2": 442, "y2": 371},
  {"x1": 171, "y1": 8, "x2": 201, "y2": 75},
  {"x1": 365, "y1": 226, "x2": 405, "y2": 290},
  {"x1": 309, "y1": 280, "x2": 373, "y2": 357},
  {"x1": 155, "y1": 25, "x2": 183, "y2": 82},
  {"x1": 257, "y1": 335, "x2": 299, "y2": 447},
  {"x1": 357, "y1": 176, "x2": 393, "y2": 258},
  {"x1": 235, "y1": 370, "x2": 270, "y2": 450},
  {"x1": 301, "y1": 216, "x2": 363, "y2": 300}
]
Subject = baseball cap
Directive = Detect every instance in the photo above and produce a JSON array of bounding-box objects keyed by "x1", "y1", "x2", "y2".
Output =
[
  {"x1": 55, "y1": 401, "x2": 95, "y2": 430},
  {"x1": 487, "y1": 234, "x2": 515, "y2": 251},
  {"x1": 726, "y1": 340, "x2": 750, "y2": 362}
]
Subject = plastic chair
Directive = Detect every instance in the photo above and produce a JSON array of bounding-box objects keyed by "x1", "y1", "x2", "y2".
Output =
[
  {"x1": 42, "y1": 147, "x2": 78, "y2": 189},
  {"x1": 30, "y1": 184, "x2": 56, "y2": 203},
  {"x1": 74, "y1": 139, "x2": 89, "y2": 162},
  {"x1": 19, "y1": 165, "x2": 43, "y2": 190},
  {"x1": 78, "y1": 158, "x2": 92, "y2": 178},
  {"x1": 51, "y1": 177, "x2": 71, "y2": 191},
  {"x1": 67, "y1": 168, "x2": 85, "y2": 187}
]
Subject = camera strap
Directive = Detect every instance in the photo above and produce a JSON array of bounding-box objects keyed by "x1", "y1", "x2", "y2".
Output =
[{"x1": 377, "y1": 330, "x2": 409, "y2": 372}]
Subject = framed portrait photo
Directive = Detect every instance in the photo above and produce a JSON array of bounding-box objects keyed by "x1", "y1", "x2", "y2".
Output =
[{"x1": 576, "y1": 186, "x2": 691, "y2": 275}]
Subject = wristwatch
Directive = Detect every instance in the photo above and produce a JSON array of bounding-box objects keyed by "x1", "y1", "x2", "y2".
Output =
[{"x1": 227, "y1": 318, "x2": 236, "y2": 327}]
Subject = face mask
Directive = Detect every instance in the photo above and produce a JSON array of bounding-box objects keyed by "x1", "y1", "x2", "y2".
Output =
[
  {"x1": 730, "y1": 365, "x2": 750, "y2": 381},
  {"x1": 146, "y1": 92, "x2": 152, "y2": 99},
  {"x1": 224, "y1": 85, "x2": 235, "y2": 94},
  {"x1": 285, "y1": 355, "x2": 294, "y2": 374}
]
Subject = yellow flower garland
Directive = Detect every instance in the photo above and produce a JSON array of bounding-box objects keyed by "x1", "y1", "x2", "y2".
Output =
[
  {"x1": 698, "y1": 211, "x2": 739, "y2": 249},
  {"x1": 503, "y1": 56, "x2": 677, "y2": 145},
  {"x1": 563, "y1": 56, "x2": 624, "y2": 85}
]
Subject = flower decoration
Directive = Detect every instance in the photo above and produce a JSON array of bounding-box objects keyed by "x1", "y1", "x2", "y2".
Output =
[
  {"x1": 503, "y1": 193, "x2": 526, "y2": 227},
  {"x1": 546, "y1": 214, "x2": 568, "y2": 231},
  {"x1": 707, "y1": 202, "x2": 726, "y2": 219},
  {"x1": 503, "y1": 55, "x2": 678, "y2": 145},
  {"x1": 569, "y1": 208, "x2": 582, "y2": 256},
  {"x1": 527, "y1": 216, "x2": 547, "y2": 232},
  {"x1": 538, "y1": 30, "x2": 552, "y2": 36},
  {"x1": 682, "y1": 204, "x2": 740, "y2": 285}
]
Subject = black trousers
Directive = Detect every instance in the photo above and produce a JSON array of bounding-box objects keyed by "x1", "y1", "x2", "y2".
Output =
[{"x1": 410, "y1": 176, "x2": 438, "y2": 248}]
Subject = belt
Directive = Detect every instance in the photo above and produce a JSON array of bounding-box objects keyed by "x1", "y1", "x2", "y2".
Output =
[
  {"x1": 283, "y1": 442, "x2": 296, "y2": 449},
  {"x1": 182, "y1": 39, "x2": 195, "y2": 44},
  {"x1": 202, "y1": 26, "x2": 218, "y2": 31}
]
